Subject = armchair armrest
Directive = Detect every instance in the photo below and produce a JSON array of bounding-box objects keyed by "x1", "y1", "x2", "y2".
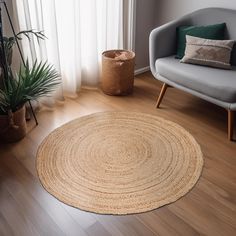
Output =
[{"x1": 149, "y1": 18, "x2": 189, "y2": 75}]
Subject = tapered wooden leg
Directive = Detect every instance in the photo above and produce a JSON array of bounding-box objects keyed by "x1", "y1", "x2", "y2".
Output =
[
  {"x1": 228, "y1": 110, "x2": 234, "y2": 141},
  {"x1": 156, "y1": 83, "x2": 168, "y2": 108}
]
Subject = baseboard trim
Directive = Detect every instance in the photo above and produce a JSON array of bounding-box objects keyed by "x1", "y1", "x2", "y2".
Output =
[{"x1": 135, "y1": 66, "x2": 150, "y2": 76}]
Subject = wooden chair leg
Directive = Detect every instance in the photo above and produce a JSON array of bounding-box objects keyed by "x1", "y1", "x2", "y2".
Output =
[
  {"x1": 156, "y1": 83, "x2": 168, "y2": 108},
  {"x1": 228, "y1": 110, "x2": 234, "y2": 141}
]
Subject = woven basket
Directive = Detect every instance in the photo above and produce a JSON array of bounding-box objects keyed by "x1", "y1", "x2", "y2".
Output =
[
  {"x1": 0, "y1": 105, "x2": 27, "y2": 143},
  {"x1": 102, "y1": 50, "x2": 135, "y2": 95}
]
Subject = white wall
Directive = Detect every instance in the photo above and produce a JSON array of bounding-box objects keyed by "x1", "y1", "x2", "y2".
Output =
[
  {"x1": 135, "y1": 0, "x2": 157, "y2": 70},
  {"x1": 157, "y1": 0, "x2": 236, "y2": 25}
]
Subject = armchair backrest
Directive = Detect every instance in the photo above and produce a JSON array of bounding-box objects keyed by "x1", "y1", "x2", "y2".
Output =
[{"x1": 182, "y1": 8, "x2": 236, "y2": 65}]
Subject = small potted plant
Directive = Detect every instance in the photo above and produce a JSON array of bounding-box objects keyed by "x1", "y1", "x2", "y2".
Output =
[
  {"x1": 0, "y1": 61, "x2": 60, "y2": 142},
  {"x1": 0, "y1": 27, "x2": 60, "y2": 142}
]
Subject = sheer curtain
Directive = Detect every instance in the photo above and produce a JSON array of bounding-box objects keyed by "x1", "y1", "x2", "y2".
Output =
[{"x1": 13, "y1": 0, "x2": 133, "y2": 99}]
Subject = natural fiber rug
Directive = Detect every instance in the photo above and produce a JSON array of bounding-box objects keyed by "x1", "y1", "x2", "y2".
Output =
[{"x1": 37, "y1": 111, "x2": 203, "y2": 215}]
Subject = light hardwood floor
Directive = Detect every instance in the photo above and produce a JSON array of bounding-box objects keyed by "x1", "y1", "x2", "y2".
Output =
[{"x1": 0, "y1": 72, "x2": 236, "y2": 236}]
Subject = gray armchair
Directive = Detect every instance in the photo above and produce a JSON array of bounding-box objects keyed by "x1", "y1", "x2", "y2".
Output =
[{"x1": 149, "y1": 8, "x2": 236, "y2": 140}]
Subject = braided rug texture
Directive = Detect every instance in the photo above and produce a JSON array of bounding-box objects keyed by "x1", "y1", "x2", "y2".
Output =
[{"x1": 37, "y1": 112, "x2": 203, "y2": 215}]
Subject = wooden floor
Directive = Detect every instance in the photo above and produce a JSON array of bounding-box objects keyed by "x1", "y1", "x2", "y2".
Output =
[{"x1": 0, "y1": 72, "x2": 236, "y2": 236}]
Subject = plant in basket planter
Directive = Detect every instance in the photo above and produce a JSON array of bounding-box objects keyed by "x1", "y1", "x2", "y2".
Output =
[
  {"x1": 0, "y1": 27, "x2": 60, "y2": 142},
  {"x1": 0, "y1": 61, "x2": 60, "y2": 142}
]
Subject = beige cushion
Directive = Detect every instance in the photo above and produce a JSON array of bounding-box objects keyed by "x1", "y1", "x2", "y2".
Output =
[{"x1": 181, "y1": 35, "x2": 235, "y2": 69}]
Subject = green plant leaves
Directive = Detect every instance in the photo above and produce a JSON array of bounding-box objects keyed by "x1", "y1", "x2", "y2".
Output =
[{"x1": 0, "y1": 60, "x2": 60, "y2": 114}]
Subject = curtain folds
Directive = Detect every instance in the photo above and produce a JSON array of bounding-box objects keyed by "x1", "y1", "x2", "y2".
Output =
[{"x1": 13, "y1": 0, "x2": 131, "y2": 99}]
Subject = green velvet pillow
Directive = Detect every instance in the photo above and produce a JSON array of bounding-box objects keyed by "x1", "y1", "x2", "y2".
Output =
[{"x1": 176, "y1": 23, "x2": 226, "y2": 59}]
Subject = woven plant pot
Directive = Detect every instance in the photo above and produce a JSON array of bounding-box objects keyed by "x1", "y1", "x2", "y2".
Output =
[{"x1": 0, "y1": 105, "x2": 27, "y2": 143}]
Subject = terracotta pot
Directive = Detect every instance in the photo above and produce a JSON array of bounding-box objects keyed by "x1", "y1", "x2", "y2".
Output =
[{"x1": 0, "y1": 106, "x2": 27, "y2": 143}]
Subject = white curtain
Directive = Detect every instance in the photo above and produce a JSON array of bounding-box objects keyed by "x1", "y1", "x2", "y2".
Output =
[{"x1": 12, "y1": 0, "x2": 132, "y2": 98}]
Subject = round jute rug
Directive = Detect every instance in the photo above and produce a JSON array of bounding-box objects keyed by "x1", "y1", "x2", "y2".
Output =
[{"x1": 37, "y1": 111, "x2": 203, "y2": 215}]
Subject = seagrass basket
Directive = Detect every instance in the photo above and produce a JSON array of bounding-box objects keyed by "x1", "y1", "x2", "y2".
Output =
[{"x1": 102, "y1": 50, "x2": 135, "y2": 95}]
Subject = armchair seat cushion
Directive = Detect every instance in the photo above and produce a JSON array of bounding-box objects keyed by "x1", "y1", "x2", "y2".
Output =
[{"x1": 155, "y1": 56, "x2": 236, "y2": 103}]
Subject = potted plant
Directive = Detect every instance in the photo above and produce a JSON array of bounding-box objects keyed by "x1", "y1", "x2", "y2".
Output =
[
  {"x1": 0, "y1": 61, "x2": 60, "y2": 142},
  {"x1": 0, "y1": 60, "x2": 60, "y2": 142},
  {"x1": 0, "y1": 27, "x2": 60, "y2": 142}
]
